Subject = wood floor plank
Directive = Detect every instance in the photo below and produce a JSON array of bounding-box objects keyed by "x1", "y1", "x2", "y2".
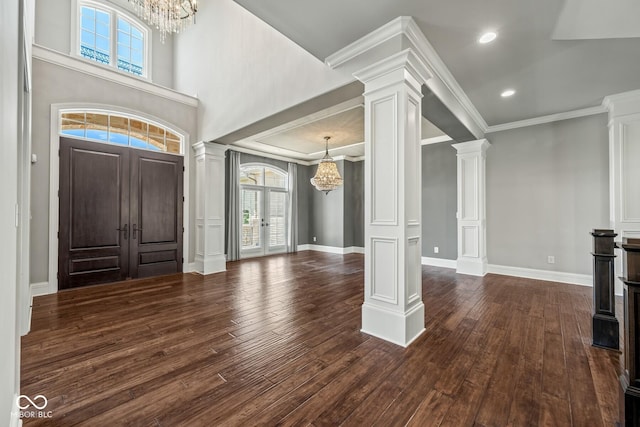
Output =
[{"x1": 20, "y1": 252, "x2": 622, "y2": 426}]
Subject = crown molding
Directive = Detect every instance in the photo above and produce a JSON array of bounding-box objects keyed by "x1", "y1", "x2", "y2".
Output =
[
  {"x1": 32, "y1": 44, "x2": 198, "y2": 107},
  {"x1": 326, "y1": 16, "x2": 487, "y2": 140},
  {"x1": 325, "y1": 16, "x2": 411, "y2": 69},
  {"x1": 486, "y1": 105, "x2": 607, "y2": 133},
  {"x1": 402, "y1": 18, "x2": 488, "y2": 137}
]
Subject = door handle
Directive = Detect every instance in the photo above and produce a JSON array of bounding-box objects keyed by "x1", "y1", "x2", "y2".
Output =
[
  {"x1": 133, "y1": 224, "x2": 142, "y2": 239},
  {"x1": 117, "y1": 224, "x2": 129, "y2": 240}
]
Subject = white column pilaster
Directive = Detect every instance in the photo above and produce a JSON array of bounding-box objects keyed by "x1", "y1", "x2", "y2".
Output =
[
  {"x1": 192, "y1": 141, "x2": 226, "y2": 275},
  {"x1": 453, "y1": 139, "x2": 490, "y2": 276},
  {"x1": 355, "y1": 50, "x2": 431, "y2": 347},
  {"x1": 604, "y1": 91, "x2": 640, "y2": 295}
]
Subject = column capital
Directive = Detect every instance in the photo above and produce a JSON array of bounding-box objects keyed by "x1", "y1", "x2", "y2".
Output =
[
  {"x1": 192, "y1": 141, "x2": 226, "y2": 157},
  {"x1": 452, "y1": 139, "x2": 491, "y2": 154},
  {"x1": 603, "y1": 89, "x2": 640, "y2": 120},
  {"x1": 354, "y1": 49, "x2": 432, "y2": 93}
]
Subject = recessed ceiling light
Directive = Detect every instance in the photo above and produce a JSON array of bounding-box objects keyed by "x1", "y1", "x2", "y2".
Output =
[
  {"x1": 478, "y1": 32, "x2": 497, "y2": 44},
  {"x1": 501, "y1": 89, "x2": 516, "y2": 97}
]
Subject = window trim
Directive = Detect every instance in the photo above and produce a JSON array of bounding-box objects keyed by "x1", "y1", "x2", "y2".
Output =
[{"x1": 71, "y1": 0, "x2": 152, "y2": 80}]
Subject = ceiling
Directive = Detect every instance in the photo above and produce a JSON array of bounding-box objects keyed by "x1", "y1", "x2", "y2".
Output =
[
  {"x1": 231, "y1": 103, "x2": 446, "y2": 161},
  {"x1": 233, "y1": 0, "x2": 640, "y2": 126}
]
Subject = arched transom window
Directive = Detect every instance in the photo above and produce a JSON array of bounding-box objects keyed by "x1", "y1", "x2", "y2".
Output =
[{"x1": 59, "y1": 110, "x2": 183, "y2": 154}]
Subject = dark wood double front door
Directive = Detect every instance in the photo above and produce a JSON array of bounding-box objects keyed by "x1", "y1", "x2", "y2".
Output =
[{"x1": 58, "y1": 137, "x2": 184, "y2": 290}]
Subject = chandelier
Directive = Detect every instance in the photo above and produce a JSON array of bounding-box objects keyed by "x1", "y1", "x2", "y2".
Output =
[
  {"x1": 310, "y1": 136, "x2": 343, "y2": 194},
  {"x1": 129, "y1": 0, "x2": 198, "y2": 43}
]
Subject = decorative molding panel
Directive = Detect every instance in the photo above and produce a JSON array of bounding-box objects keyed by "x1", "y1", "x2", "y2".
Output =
[
  {"x1": 621, "y1": 123, "x2": 640, "y2": 221},
  {"x1": 371, "y1": 238, "x2": 398, "y2": 304},
  {"x1": 460, "y1": 156, "x2": 479, "y2": 221},
  {"x1": 371, "y1": 94, "x2": 398, "y2": 225},
  {"x1": 298, "y1": 245, "x2": 365, "y2": 254},
  {"x1": 461, "y1": 226, "x2": 479, "y2": 258}
]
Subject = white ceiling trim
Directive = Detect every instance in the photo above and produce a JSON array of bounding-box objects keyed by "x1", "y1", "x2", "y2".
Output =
[
  {"x1": 325, "y1": 17, "x2": 407, "y2": 69},
  {"x1": 486, "y1": 105, "x2": 607, "y2": 133},
  {"x1": 227, "y1": 144, "x2": 313, "y2": 166},
  {"x1": 308, "y1": 141, "x2": 364, "y2": 157},
  {"x1": 421, "y1": 135, "x2": 452, "y2": 145},
  {"x1": 32, "y1": 44, "x2": 199, "y2": 107},
  {"x1": 244, "y1": 97, "x2": 363, "y2": 143}
]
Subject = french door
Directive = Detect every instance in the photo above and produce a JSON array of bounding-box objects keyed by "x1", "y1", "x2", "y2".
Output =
[
  {"x1": 58, "y1": 137, "x2": 183, "y2": 289},
  {"x1": 240, "y1": 187, "x2": 288, "y2": 258}
]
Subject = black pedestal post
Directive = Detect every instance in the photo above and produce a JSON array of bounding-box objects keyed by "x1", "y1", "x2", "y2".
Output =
[
  {"x1": 620, "y1": 238, "x2": 640, "y2": 426},
  {"x1": 591, "y1": 229, "x2": 619, "y2": 349}
]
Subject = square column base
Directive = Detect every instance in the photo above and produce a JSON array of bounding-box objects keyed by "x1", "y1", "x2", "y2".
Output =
[
  {"x1": 456, "y1": 257, "x2": 488, "y2": 276},
  {"x1": 194, "y1": 254, "x2": 226, "y2": 275},
  {"x1": 592, "y1": 314, "x2": 620, "y2": 350},
  {"x1": 361, "y1": 302, "x2": 425, "y2": 347}
]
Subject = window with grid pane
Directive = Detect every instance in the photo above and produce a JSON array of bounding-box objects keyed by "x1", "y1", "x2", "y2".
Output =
[
  {"x1": 77, "y1": 2, "x2": 148, "y2": 77},
  {"x1": 80, "y1": 6, "x2": 110, "y2": 65}
]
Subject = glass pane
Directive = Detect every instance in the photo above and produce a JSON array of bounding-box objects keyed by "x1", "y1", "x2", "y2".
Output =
[
  {"x1": 81, "y1": 30, "x2": 95, "y2": 48},
  {"x1": 268, "y1": 191, "x2": 287, "y2": 247},
  {"x1": 96, "y1": 21, "x2": 109, "y2": 38},
  {"x1": 81, "y1": 13, "x2": 95, "y2": 32},
  {"x1": 166, "y1": 138, "x2": 181, "y2": 154},
  {"x1": 61, "y1": 112, "x2": 86, "y2": 136},
  {"x1": 132, "y1": 26, "x2": 143, "y2": 39},
  {"x1": 108, "y1": 116, "x2": 129, "y2": 144},
  {"x1": 96, "y1": 9, "x2": 109, "y2": 25},
  {"x1": 82, "y1": 6, "x2": 95, "y2": 20},
  {"x1": 118, "y1": 17, "x2": 130, "y2": 33},
  {"x1": 148, "y1": 125, "x2": 165, "y2": 151},
  {"x1": 131, "y1": 49, "x2": 143, "y2": 65},
  {"x1": 239, "y1": 167, "x2": 264, "y2": 186},
  {"x1": 96, "y1": 35, "x2": 109, "y2": 53},
  {"x1": 241, "y1": 190, "x2": 262, "y2": 250},
  {"x1": 130, "y1": 119, "x2": 148, "y2": 146},
  {"x1": 132, "y1": 37, "x2": 143, "y2": 51},
  {"x1": 85, "y1": 113, "x2": 108, "y2": 132},
  {"x1": 118, "y1": 32, "x2": 131, "y2": 47},
  {"x1": 265, "y1": 168, "x2": 287, "y2": 188}
]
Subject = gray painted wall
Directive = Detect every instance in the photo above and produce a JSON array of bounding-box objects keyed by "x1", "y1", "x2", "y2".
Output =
[
  {"x1": 422, "y1": 143, "x2": 457, "y2": 260},
  {"x1": 486, "y1": 114, "x2": 609, "y2": 275},
  {"x1": 309, "y1": 160, "x2": 345, "y2": 247},
  {"x1": 343, "y1": 160, "x2": 364, "y2": 248},
  {"x1": 30, "y1": 59, "x2": 197, "y2": 284},
  {"x1": 34, "y1": 0, "x2": 174, "y2": 87},
  {"x1": 296, "y1": 165, "x2": 312, "y2": 245}
]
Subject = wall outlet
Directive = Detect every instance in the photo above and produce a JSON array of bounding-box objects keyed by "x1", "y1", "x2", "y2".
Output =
[
  {"x1": 547, "y1": 256, "x2": 555, "y2": 264},
  {"x1": 313, "y1": 236, "x2": 317, "y2": 242},
  {"x1": 434, "y1": 246, "x2": 439, "y2": 254}
]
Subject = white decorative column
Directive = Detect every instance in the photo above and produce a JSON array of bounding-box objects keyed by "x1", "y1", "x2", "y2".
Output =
[
  {"x1": 354, "y1": 50, "x2": 431, "y2": 347},
  {"x1": 604, "y1": 90, "x2": 640, "y2": 295},
  {"x1": 192, "y1": 141, "x2": 226, "y2": 275},
  {"x1": 453, "y1": 139, "x2": 490, "y2": 276}
]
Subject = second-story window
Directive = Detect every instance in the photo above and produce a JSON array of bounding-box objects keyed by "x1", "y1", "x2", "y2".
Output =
[{"x1": 78, "y1": 2, "x2": 148, "y2": 78}]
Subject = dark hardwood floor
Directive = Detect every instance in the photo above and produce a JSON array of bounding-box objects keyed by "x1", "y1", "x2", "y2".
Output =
[{"x1": 21, "y1": 251, "x2": 622, "y2": 426}]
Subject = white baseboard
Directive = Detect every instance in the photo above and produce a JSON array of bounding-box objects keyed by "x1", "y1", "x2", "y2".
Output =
[
  {"x1": 298, "y1": 244, "x2": 364, "y2": 255},
  {"x1": 30, "y1": 282, "x2": 51, "y2": 299},
  {"x1": 421, "y1": 257, "x2": 457, "y2": 269},
  {"x1": 184, "y1": 262, "x2": 198, "y2": 273},
  {"x1": 487, "y1": 264, "x2": 592, "y2": 287}
]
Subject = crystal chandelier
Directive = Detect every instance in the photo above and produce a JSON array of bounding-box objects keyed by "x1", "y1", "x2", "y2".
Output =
[
  {"x1": 311, "y1": 136, "x2": 343, "y2": 194},
  {"x1": 129, "y1": 0, "x2": 198, "y2": 43}
]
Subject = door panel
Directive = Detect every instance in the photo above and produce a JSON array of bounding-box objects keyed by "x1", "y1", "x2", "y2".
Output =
[
  {"x1": 129, "y1": 150, "x2": 183, "y2": 278},
  {"x1": 59, "y1": 137, "x2": 130, "y2": 290},
  {"x1": 267, "y1": 190, "x2": 287, "y2": 254},
  {"x1": 241, "y1": 188, "x2": 263, "y2": 255}
]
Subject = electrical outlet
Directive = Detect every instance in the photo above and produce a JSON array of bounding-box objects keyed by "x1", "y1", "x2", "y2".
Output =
[
  {"x1": 434, "y1": 246, "x2": 439, "y2": 254},
  {"x1": 547, "y1": 256, "x2": 555, "y2": 264},
  {"x1": 313, "y1": 236, "x2": 317, "y2": 242}
]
